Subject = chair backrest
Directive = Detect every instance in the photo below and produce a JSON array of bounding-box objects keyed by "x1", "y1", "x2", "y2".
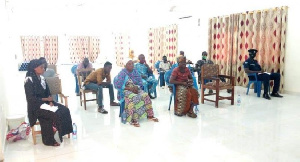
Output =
[
  {"x1": 154, "y1": 61, "x2": 160, "y2": 72},
  {"x1": 77, "y1": 68, "x2": 95, "y2": 88},
  {"x1": 201, "y1": 64, "x2": 219, "y2": 78},
  {"x1": 47, "y1": 64, "x2": 57, "y2": 73},
  {"x1": 71, "y1": 65, "x2": 78, "y2": 75},
  {"x1": 45, "y1": 77, "x2": 62, "y2": 95},
  {"x1": 164, "y1": 69, "x2": 173, "y2": 86}
]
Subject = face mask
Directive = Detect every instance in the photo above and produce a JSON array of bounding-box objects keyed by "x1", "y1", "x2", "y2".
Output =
[{"x1": 202, "y1": 56, "x2": 207, "y2": 60}]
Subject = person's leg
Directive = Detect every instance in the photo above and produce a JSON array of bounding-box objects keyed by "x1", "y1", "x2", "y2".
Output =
[
  {"x1": 75, "y1": 74, "x2": 79, "y2": 95},
  {"x1": 85, "y1": 83, "x2": 107, "y2": 113},
  {"x1": 105, "y1": 83, "x2": 119, "y2": 105},
  {"x1": 269, "y1": 73, "x2": 283, "y2": 97},
  {"x1": 257, "y1": 73, "x2": 271, "y2": 99},
  {"x1": 159, "y1": 72, "x2": 165, "y2": 87}
]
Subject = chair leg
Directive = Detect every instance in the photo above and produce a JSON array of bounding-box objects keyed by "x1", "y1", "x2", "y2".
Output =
[
  {"x1": 246, "y1": 83, "x2": 250, "y2": 95},
  {"x1": 215, "y1": 88, "x2": 219, "y2": 108},
  {"x1": 80, "y1": 92, "x2": 82, "y2": 106},
  {"x1": 231, "y1": 86, "x2": 235, "y2": 105},
  {"x1": 168, "y1": 94, "x2": 173, "y2": 111},
  {"x1": 31, "y1": 126, "x2": 36, "y2": 145},
  {"x1": 201, "y1": 86, "x2": 204, "y2": 104},
  {"x1": 83, "y1": 92, "x2": 87, "y2": 110}
]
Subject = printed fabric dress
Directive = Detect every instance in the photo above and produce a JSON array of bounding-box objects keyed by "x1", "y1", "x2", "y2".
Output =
[{"x1": 123, "y1": 79, "x2": 154, "y2": 123}]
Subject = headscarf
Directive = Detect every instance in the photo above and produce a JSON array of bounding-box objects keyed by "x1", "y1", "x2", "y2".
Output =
[
  {"x1": 26, "y1": 59, "x2": 44, "y2": 77},
  {"x1": 114, "y1": 59, "x2": 143, "y2": 101}
]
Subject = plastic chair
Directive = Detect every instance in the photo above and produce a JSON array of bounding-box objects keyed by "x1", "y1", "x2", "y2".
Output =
[
  {"x1": 154, "y1": 61, "x2": 161, "y2": 85},
  {"x1": 246, "y1": 73, "x2": 262, "y2": 97},
  {"x1": 71, "y1": 65, "x2": 79, "y2": 94},
  {"x1": 142, "y1": 74, "x2": 157, "y2": 99},
  {"x1": 164, "y1": 70, "x2": 175, "y2": 111}
]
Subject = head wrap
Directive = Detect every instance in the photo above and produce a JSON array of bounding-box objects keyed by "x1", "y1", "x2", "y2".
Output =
[
  {"x1": 27, "y1": 59, "x2": 43, "y2": 75},
  {"x1": 248, "y1": 49, "x2": 258, "y2": 54}
]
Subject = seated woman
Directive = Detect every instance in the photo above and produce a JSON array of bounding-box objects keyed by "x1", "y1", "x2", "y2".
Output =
[
  {"x1": 169, "y1": 56, "x2": 198, "y2": 118},
  {"x1": 24, "y1": 59, "x2": 73, "y2": 146},
  {"x1": 114, "y1": 59, "x2": 159, "y2": 127}
]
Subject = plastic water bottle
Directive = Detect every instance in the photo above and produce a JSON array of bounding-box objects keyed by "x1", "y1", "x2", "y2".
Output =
[
  {"x1": 72, "y1": 123, "x2": 77, "y2": 139},
  {"x1": 121, "y1": 111, "x2": 127, "y2": 124},
  {"x1": 237, "y1": 94, "x2": 241, "y2": 106}
]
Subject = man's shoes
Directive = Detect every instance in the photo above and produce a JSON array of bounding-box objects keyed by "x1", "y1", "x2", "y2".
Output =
[
  {"x1": 263, "y1": 93, "x2": 271, "y2": 100},
  {"x1": 148, "y1": 92, "x2": 156, "y2": 99},
  {"x1": 110, "y1": 102, "x2": 120, "y2": 106},
  {"x1": 208, "y1": 90, "x2": 213, "y2": 94},
  {"x1": 270, "y1": 93, "x2": 283, "y2": 98},
  {"x1": 98, "y1": 107, "x2": 108, "y2": 114}
]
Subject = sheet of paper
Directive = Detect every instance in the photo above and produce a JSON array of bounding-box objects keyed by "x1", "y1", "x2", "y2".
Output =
[{"x1": 40, "y1": 103, "x2": 58, "y2": 112}]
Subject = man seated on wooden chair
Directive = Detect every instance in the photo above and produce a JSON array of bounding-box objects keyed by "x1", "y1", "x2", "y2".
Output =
[
  {"x1": 83, "y1": 61, "x2": 120, "y2": 114},
  {"x1": 243, "y1": 49, "x2": 283, "y2": 100},
  {"x1": 76, "y1": 58, "x2": 93, "y2": 96}
]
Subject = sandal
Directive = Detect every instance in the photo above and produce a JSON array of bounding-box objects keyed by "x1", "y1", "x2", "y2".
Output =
[
  {"x1": 53, "y1": 141, "x2": 60, "y2": 147},
  {"x1": 130, "y1": 121, "x2": 140, "y2": 127},
  {"x1": 187, "y1": 112, "x2": 197, "y2": 118},
  {"x1": 147, "y1": 116, "x2": 159, "y2": 122}
]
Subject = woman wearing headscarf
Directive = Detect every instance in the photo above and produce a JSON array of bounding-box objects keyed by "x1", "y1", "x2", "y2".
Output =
[
  {"x1": 113, "y1": 59, "x2": 159, "y2": 127},
  {"x1": 24, "y1": 59, "x2": 73, "y2": 146},
  {"x1": 169, "y1": 56, "x2": 198, "y2": 118}
]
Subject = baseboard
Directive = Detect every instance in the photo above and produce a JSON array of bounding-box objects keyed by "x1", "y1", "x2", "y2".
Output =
[{"x1": 284, "y1": 90, "x2": 300, "y2": 96}]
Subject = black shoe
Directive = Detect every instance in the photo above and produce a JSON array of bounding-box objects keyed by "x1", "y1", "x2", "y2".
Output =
[
  {"x1": 148, "y1": 92, "x2": 156, "y2": 99},
  {"x1": 98, "y1": 107, "x2": 108, "y2": 114},
  {"x1": 208, "y1": 90, "x2": 213, "y2": 94},
  {"x1": 270, "y1": 93, "x2": 283, "y2": 98},
  {"x1": 227, "y1": 89, "x2": 232, "y2": 93},
  {"x1": 263, "y1": 94, "x2": 271, "y2": 100}
]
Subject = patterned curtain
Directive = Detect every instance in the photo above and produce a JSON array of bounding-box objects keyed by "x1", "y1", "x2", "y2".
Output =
[
  {"x1": 115, "y1": 33, "x2": 130, "y2": 67},
  {"x1": 89, "y1": 37, "x2": 100, "y2": 63},
  {"x1": 165, "y1": 24, "x2": 178, "y2": 64},
  {"x1": 69, "y1": 36, "x2": 99, "y2": 63},
  {"x1": 148, "y1": 24, "x2": 178, "y2": 70},
  {"x1": 20, "y1": 36, "x2": 41, "y2": 61},
  {"x1": 208, "y1": 7, "x2": 288, "y2": 92},
  {"x1": 43, "y1": 36, "x2": 58, "y2": 65}
]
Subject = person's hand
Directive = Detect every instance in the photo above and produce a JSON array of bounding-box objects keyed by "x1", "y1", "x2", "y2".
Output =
[
  {"x1": 130, "y1": 86, "x2": 138, "y2": 94},
  {"x1": 49, "y1": 102, "x2": 54, "y2": 107},
  {"x1": 47, "y1": 96, "x2": 53, "y2": 102},
  {"x1": 142, "y1": 75, "x2": 147, "y2": 79},
  {"x1": 182, "y1": 82, "x2": 188, "y2": 86},
  {"x1": 187, "y1": 80, "x2": 193, "y2": 86}
]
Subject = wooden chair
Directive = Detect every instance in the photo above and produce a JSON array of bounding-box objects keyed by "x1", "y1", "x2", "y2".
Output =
[
  {"x1": 31, "y1": 77, "x2": 70, "y2": 145},
  {"x1": 77, "y1": 68, "x2": 97, "y2": 110},
  {"x1": 201, "y1": 64, "x2": 235, "y2": 108}
]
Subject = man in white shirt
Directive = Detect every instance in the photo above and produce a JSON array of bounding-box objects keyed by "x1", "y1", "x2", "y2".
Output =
[{"x1": 159, "y1": 56, "x2": 171, "y2": 87}]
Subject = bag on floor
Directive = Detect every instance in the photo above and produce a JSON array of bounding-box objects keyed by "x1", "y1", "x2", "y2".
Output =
[{"x1": 6, "y1": 122, "x2": 31, "y2": 142}]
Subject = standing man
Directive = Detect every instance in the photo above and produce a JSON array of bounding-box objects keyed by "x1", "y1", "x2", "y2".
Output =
[
  {"x1": 243, "y1": 49, "x2": 283, "y2": 100},
  {"x1": 159, "y1": 56, "x2": 171, "y2": 88},
  {"x1": 84, "y1": 61, "x2": 120, "y2": 114},
  {"x1": 135, "y1": 54, "x2": 158, "y2": 99}
]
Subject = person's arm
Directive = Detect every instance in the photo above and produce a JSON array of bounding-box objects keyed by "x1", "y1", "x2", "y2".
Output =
[
  {"x1": 244, "y1": 68, "x2": 261, "y2": 74},
  {"x1": 145, "y1": 61, "x2": 153, "y2": 74},
  {"x1": 25, "y1": 78, "x2": 50, "y2": 107},
  {"x1": 96, "y1": 70, "x2": 104, "y2": 85}
]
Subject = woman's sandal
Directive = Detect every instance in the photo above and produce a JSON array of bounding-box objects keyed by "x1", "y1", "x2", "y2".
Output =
[
  {"x1": 130, "y1": 121, "x2": 140, "y2": 127},
  {"x1": 148, "y1": 116, "x2": 159, "y2": 122},
  {"x1": 53, "y1": 141, "x2": 60, "y2": 147}
]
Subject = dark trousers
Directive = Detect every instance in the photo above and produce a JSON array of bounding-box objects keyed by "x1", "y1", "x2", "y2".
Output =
[
  {"x1": 257, "y1": 73, "x2": 280, "y2": 94},
  {"x1": 85, "y1": 83, "x2": 115, "y2": 107},
  {"x1": 159, "y1": 72, "x2": 166, "y2": 87}
]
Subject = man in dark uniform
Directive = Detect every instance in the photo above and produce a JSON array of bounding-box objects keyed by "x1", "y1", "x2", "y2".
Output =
[{"x1": 243, "y1": 49, "x2": 283, "y2": 100}]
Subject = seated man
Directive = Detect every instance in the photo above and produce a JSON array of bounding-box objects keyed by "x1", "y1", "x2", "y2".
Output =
[
  {"x1": 195, "y1": 51, "x2": 214, "y2": 94},
  {"x1": 134, "y1": 54, "x2": 158, "y2": 99},
  {"x1": 84, "y1": 61, "x2": 120, "y2": 114},
  {"x1": 159, "y1": 56, "x2": 171, "y2": 88},
  {"x1": 76, "y1": 58, "x2": 93, "y2": 96},
  {"x1": 243, "y1": 49, "x2": 283, "y2": 100}
]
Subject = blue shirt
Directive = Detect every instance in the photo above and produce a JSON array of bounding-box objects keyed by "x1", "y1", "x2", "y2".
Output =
[
  {"x1": 134, "y1": 63, "x2": 149, "y2": 76},
  {"x1": 243, "y1": 58, "x2": 261, "y2": 71}
]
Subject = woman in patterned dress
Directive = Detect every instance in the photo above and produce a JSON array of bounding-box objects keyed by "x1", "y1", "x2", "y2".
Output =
[
  {"x1": 24, "y1": 59, "x2": 73, "y2": 146},
  {"x1": 114, "y1": 59, "x2": 159, "y2": 127},
  {"x1": 170, "y1": 56, "x2": 198, "y2": 118}
]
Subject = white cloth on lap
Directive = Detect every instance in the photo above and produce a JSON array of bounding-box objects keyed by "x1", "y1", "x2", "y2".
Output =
[{"x1": 40, "y1": 103, "x2": 58, "y2": 112}]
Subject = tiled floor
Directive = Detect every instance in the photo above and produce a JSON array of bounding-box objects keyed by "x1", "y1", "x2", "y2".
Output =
[{"x1": 4, "y1": 65, "x2": 300, "y2": 162}]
